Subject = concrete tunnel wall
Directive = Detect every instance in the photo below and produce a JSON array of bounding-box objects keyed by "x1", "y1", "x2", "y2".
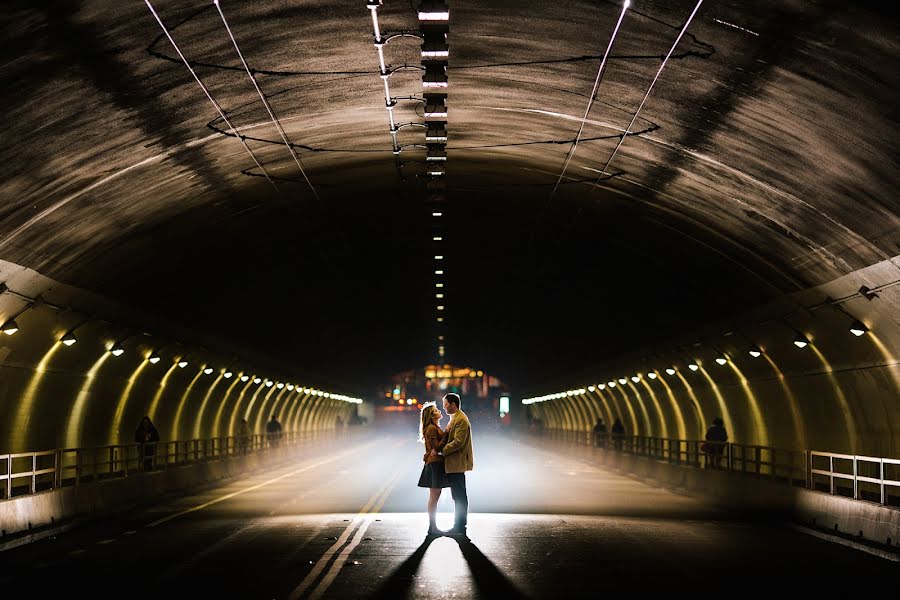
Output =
[
  {"x1": 527, "y1": 258, "x2": 900, "y2": 458},
  {"x1": 0, "y1": 259, "x2": 358, "y2": 454}
]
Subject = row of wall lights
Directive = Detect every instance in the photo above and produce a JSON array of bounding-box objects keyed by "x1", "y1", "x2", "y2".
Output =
[
  {"x1": 522, "y1": 322, "x2": 873, "y2": 404},
  {"x1": 0, "y1": 286, "x2": 362, "y2": 403}
]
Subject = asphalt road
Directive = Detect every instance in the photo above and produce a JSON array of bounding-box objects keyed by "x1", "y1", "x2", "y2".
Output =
[{"x1": 0, "y1": 429, "x2": 894, "y2": 598}]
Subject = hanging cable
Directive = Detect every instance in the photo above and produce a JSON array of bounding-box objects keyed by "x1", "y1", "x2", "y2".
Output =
[
  {"x1": 549, "y1": 0, "x2": 630, "y2": 200},
  {"x1": 143, "y1": 0, "x2": 277, "y2": 189},
  {"x1": 214, "y1": 0, "x2": 321, "y2": 202},
  {"x1": 591, "y1": 0, "x2": 704, "y2": 185}
]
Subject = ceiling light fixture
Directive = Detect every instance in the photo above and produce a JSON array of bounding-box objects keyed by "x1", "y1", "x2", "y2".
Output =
[
  {"x1": 224, "y1": 370, "x2": 233, "y2": 378},
  {"x1": 618, "y1": 378, "x2": 627, "y2": 385},
  {"x1": 61, "y1": 331, "x2": 78, "y2": 346},
  {"x1": 608, "y1": 381, "x2": 616, "y2": 388},
  {"x1": 149, "y1": 355, "x2": 161, "y2": 364},
  {"x1": 648, "y1": 372, "x2": 658, "y2": 379},
  {"x1": 110, "y1": 345, "x2": 125, "y2": 357},
  {"x1": 265, "y1": 380, "x2": 274, "y2": 387},
  {"x1": 418, "y1": 1, "x2": 450, "y2": 22},
  {"x1": 666, "y1": 368, "x2": 676, "y2": 375},
  {"x1": 241, "y1": 375, "x2": 249, "y2": 382},
  {"x1": 2, "y1": 319, "x2": 19, "y2": 335},
  {"x1": 849, "y1": 320, "x2": 868, "y2": 336},
  {"x1": 715, "y1": 356, "x2": 727, "y2": 366},
  {"x1": 793, "y1": 334, "x2": 810, "y2": 349},
  {"x1": 204, "y1": 367, "x2": 214, "y2": 375},
  {"x1": 631, "y1": 375, "x2": 640, "y2": 383},
  {"x1": 748, "y1": 346, "x2": 762, "y2": 358},
  {"x1": 178, "y1": 359, "x2": 189, "y2": 368}
]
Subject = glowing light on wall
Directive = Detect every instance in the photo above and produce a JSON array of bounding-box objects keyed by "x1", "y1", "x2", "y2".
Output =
[
  {"x1": 12, "y1": 341, "x2": 62, "y2": 452},
  {"x1": 110, "y1": 345, "x2": 125, "y2": 357},
  {"x1": 253, "y1": 384, "x2": 281, "y2": 433},
  {"x1": 748, "y1": 346, "x2": 762, "y2": 358},
  {"x1": 793, "y1": 334, "x2": 810, "y2": 348},
  {"x1": 688, "y1": 363, "x2": 699, "y2": 372},
  {"x1": 228, "y1": 375, "x2": 257, "y2": 436},
  {"x1": 65, "y1": 350, "x2": 113, "y2": 449},
  {"x1": 178, "y1": 359, "x2": 188, "y2": 368},
  {"x1": 109, "y1": 354, "x2": 151, "y2": 445},
  {"x1": 613, "y1": 381, "x2": 640, "y2": 435},
  {"x1": 715, "y1": 356, "x2": 728, "y2": 366},
  {"x1": 810, "y1": 344, "x2": 858, "y2": 453},
  {"x1": 650, "y1": 370, "x2": 687, "y2": 440},
  {"x1": 761, "y1": 354, "x2": 806, "y2": 450},
  {"x1": 149, "y1": 355, "x2": 161, "y2": 364},
  {"x1": 61, "y1": 331, "x2": 77, "y2": 346},
  {"x1": 635, "y1": 377, "x2": 674, "y2": 439},
  {"x1": 204, "y1": 367, "x2": 214, "y2": 375},
  {"x1": 726, "y1": 361, "x2": 768, "y2": 447},
  {"x1": 172, "y1": 367, "x2": 206, "y2": 440},
  {"x1": 147, "y1": 362, "x2": 179, "y2": 422},
  {"x1": 192, "y1": 372, "x2": 225, "y2": 440},
  {"x1": 212, "y1": 371, "x2": 244, "y2": 438},
  {"x1": 2, "y1": 319, "x2": 19, "y2": 335},
  {"x1": 674, "y1": 370, "x2": 707, "y2": 436},
  {"x1": 625, "y1": 380, "x2": 659, "y2": 437},
  {"x1": 666, "y1": 368, "x2": 676, "y2": 375}
]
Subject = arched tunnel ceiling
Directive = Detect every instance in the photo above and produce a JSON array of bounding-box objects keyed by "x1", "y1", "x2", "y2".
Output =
[{"x1": 1, "y1": 0, "x2": 897, "y2": 390}]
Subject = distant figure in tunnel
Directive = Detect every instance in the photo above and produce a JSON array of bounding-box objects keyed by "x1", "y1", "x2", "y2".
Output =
[
  {"x1": 592, "y1": 418, "x2": 607, "y2": 448},
  {"x1": 239, "y1": 418, "x2": 252, "y2": 454},
  {"x1": 336, "y1": 415, "x2": 344, "y2": 432},
  {"x1": 134, "y1": 416, "x2": 160, "y2": 471},
  {"x1": 431, "y1": 393, "x2": 474, "y2": 537},
  {"x1": 266, "y1": 414, "x2": 283, "y2": 448},
  {"x1": 417, "y1": 402, "x2": 449, "y2": 536},
  {"x1": 611, "y1": 418, "x2": 625, "y2": 451},
  {"x1": 704, "y1": 417, "x2": 728, "y2": 469}
]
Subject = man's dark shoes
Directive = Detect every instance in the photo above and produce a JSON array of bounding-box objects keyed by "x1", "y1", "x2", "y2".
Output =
[{"x1": 445, "y1": 527, "x2": 468, "y2": 538}]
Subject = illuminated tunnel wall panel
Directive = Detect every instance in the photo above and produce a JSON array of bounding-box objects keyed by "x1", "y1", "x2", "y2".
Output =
[{"x1": 0, "y1": 260, "x2": 360, "y2": 453}]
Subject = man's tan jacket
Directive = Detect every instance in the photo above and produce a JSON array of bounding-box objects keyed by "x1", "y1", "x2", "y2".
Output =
[{"x1": 442, "y1": 409, "x2": 474, "y2": 473}]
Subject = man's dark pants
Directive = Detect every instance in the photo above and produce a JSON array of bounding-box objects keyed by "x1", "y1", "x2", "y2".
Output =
[{"x1": 447, "y1": 472, "x2": 468, "y2": 530}]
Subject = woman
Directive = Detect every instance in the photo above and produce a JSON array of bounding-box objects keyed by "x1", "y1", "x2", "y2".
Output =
[{"x1": 417, "y1": 402, "x2": 449, "y2": 535}]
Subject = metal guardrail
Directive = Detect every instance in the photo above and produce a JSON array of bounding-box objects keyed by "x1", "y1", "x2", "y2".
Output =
[
  {"x1": 0, "y1": 429, "x2": 344, "y2": 501},
  {"x1": 809, "y1": 451, "x2": 900, "y2": 505},
  {"x1": 533, "y1": 428, "x2": 898, "y2": 508}
]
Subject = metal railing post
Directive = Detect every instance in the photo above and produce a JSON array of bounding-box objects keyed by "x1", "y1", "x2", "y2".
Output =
[
  {"x1": 880, "y1": 459, "x2": 885, "y2": 505},
  {"x1": 852, "y1": 456, "x2": 858, "y2": 500}
]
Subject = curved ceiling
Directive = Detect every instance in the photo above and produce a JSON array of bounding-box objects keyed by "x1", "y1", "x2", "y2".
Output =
[{"x1": 0, "y1": 0, "x2": 897, "y2": 389}]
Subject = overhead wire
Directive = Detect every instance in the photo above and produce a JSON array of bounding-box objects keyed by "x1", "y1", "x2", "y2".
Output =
[
  {"x1": 143, "y1": 0, "x2": 277, "y2": 189},
  {"x1": 549, "y1": 0, "x2": 631, "y2": 201},
  {"x1": 213, "y1": 0, "x2": 321, "y2": 202},
  {"x1": 591, "y1": 0, "x2": 705, "y2": 184}
]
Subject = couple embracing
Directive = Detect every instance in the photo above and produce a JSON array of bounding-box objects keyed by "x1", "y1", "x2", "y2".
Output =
[{"x1": 417, "y1": 393, "x2": 474, "y2": 537}]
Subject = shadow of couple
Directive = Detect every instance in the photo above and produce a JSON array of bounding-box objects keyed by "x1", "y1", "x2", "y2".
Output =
[{"x1": 371, "y1": 533, "x2": 527, "y2": 599}]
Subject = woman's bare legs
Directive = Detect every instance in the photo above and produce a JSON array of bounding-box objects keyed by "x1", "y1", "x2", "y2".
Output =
[{"x1": 428, "y1": 488, "x2": 442, "y2": 532}]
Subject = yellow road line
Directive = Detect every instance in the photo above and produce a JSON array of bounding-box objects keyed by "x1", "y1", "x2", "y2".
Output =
[{"x1": 290, "y1": 447, "x2": 409, "y2": 600}]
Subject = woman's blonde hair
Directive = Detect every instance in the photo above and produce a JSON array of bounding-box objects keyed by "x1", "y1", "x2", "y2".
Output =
[{"x1": 418, "y1": 402, "x2": 439, "y2": 443}]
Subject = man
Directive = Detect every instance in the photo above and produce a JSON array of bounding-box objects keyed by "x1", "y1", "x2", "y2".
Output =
[
  {"x1": 592, "y1": 417, "x2": 607, "y2": 448},
  {"x1": 266, "y1": 414, "x2": 283, "y2": 448},
  {"x1": 432, "y1": 392, "x2": 474, "y2": 537}
]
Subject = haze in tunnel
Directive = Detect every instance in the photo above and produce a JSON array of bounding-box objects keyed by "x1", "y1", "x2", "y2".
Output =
[{"x1": 0, "y1": 429, "x2": 893, "y2": 598}]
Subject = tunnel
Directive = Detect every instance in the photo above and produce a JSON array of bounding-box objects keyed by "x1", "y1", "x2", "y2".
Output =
[{"x1": 0, "y1": 0, "x2": 898, "y2": 596}]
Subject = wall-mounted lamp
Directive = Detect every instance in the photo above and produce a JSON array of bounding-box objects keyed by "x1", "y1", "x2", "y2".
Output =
[
  {"x1": 631, "y1": 375, "x2": 640, "y2": 382},
  {"x1": 110, "y1": 344, "x2": 125, "y2": 357},
  {"x1": 665, "y1": 367, "x2": 676, "y2": 375},
  {"x1": 203, "y1": 367, "x2": 214, "y2": 374},
  {"x1": 265, "y1": 380, "x2": 274, "y2": 387},
  {"x1": 61, "y1": 331, "x2": 78, "y2": 346},
  {"x1": 149, "y1": 354, "x2": 162, "y2": 364},
  {"x1": 688, "y1": 362, "x2": 699, "y2": 371},
  {"x1": 224, "y1": 370, "x2": 233, "y2": 378},
  {"x1": 254, "y1": 377, "x2": 262, "y2": 384},
  {"x1": 849, "y1": 320, "x2": 868, "y2": 336},
  {"x1": 617, "y1": 377, "x2": 627, "y2": 384},
  {"x1": 178, "y1": 359, "x2": 189, "y2": 368},
  {"x1": 748, "y1": 346, "x2": 762, "y2": 358},
  {"x1": 647, "y1": 372, "x2": 658, "y2": 379},
  {"x1": 241, "y1": 375, "x2": 250, "y2": 382},
  {"x1": 793, "y1": 333, "x2": 810, "y2": 349},
  {"x1": 418, "y1": 0, "x2": 449, "y2": 21}
]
